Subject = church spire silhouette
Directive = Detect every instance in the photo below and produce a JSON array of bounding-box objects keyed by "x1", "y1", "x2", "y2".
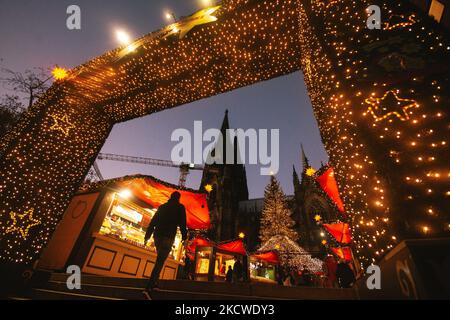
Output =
[{"x1": 301, "y1": 144, "x2": 310, "y2": 170}]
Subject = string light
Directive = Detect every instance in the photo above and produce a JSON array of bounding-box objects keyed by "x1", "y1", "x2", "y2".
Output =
[{"x1": 0, "y1": 0, "x2": 448, "y2": 269}]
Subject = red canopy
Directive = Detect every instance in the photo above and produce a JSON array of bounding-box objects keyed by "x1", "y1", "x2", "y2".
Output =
[
  {"x1": 186, "y1": 236, "x2": 215, "y2": 254},
  {"x1": 250, "y1": 251, "x2": 279, "y2": 264},
  {"x1": 331, "y1": 247, "x2": 353, "y2": 261},
  {"x1": 316, "y1": 167, "x2": 345, "y2": 214},
  {"x1": 186, "y1": 237, "x2": 247, "y2": 258},
  {"x1": 323, "y1": 223, "x2": 352, "y2": 244},
  {"x1": 124, "y1": 177, "x2": 211, "y2": 230},
  {"x1": 217, "y1": 239, "x2": 247, "y2": 256}
]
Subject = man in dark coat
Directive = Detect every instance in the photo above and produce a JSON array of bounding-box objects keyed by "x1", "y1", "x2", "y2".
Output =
[
  {"x1": 143, "y1": 192, "x2": 187, "y2": 295},
  {"x1": 336, "y1": 259, "x2": 356, "y2": 288},
  {"x1": 225, "y1": 266, "x2": 233, "y2": 283},
  {"x1": 232, "y1": 257, "x2": 243, "y2": 283}
]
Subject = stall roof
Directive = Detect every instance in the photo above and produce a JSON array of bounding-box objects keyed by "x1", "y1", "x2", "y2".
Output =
[
  {"x1": 250, "y1": 251, "x2": 279, "y2": 264},
  {"x1": 217, "y1": 239, "x2": 247, "y2": 256},
  {"x1": 79, "y1": 174, "x2": 210, "y2": 230},
  {"x1": 187, "y1": 237, "x2": 248, "y2": 256},
  {"x1": 186, "y1": 236, "x2": 215, "y2": 257}
]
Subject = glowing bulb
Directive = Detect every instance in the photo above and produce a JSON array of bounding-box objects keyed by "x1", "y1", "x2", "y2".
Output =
[
  {"x1": 200, "y1": 0, "x2": 213, "y2": 7},
  {"x1": 116, "y1": 29, "x2": 131, "y2": 46},
  {"x1": 118, "y1": 189, "x2": 132, "y2": 199}
]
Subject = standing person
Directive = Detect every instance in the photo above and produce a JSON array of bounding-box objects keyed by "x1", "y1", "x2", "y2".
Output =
[
  {"x1": 183, "y1": 255, "x2": 192, "y2": 280},
  {"x1": 232, "y1": 256, "x2": 243, "y2": 283},
  {"x1": 336, "y1": 259, "x2": 356, "y2": 288},
  {"x1": 225, "y1": 266, "x2": 233, "y2": 283},
  {"x1": 301, "y1": 265, "x2": 311, "y2": 287},
  {"x1": 277, "y1": 267, "x2": 285, "y2": 286},
  {"x1": 143, "y1": 192, "x2": 187, "y2": 298}
]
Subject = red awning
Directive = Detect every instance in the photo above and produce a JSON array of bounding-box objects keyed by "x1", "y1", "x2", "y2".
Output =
[
  {"x1": 331, "y1": 247, "x2": 353, "y2": 261},
  {"x1": 323, "y1": 223, "x2": 352, "y2": 244},
  {"x1": 251, "y1": 251, "x2": 279, "y2": 264},
  {"x1": 186, "y1": 237, "x2": 247, "y2": 258},
  {"x1": 216, "y1": 239, "x2": 247, "y2": 256},
  {"x1": 186, "y1": 236, "x2": 215, "y2": 255},
  {"x1": 124, "y1": 177, "x2": 211, "y2": 230},
  {"x1": 316, "y1": 167, "x2": 345, "y2": 214}
]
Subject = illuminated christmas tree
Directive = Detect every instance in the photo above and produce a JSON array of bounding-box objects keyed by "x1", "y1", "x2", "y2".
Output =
[{"x1": 259, "y1": 176, "x2": 299, "y2": 243}]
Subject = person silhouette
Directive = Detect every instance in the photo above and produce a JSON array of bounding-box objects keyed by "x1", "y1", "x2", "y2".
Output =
[{"x1": 143, "y1": 191, "x2": 187, "y2": 299}]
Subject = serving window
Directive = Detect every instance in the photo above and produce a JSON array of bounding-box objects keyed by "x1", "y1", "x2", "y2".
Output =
[
  {"x1": 99, "y1": 192, "x2": 184, "y2": 261},
  {"x1": 195, "y1": 247, "x2": 213, "y2": 274},
  {"x1": 214, "y1": 252, "x2": 235, "y2": 278},
  {"x1": 249, "y1": 260, "x2": 277, "y2": 282}
]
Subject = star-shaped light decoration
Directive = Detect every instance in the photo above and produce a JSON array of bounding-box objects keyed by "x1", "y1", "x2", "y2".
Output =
[
  {"x1": 321, "y1": 240, "x2": 328, "y2": 245},
  {"x1": 5, "y1": 208, "x2": 41, "y2": 240},
  {"x1": 204, "y1": 184, "x2": 213, "y2": 193},
  {"x1": 306, "y1": 167, "x2": 316, "y2": 177},
  {"x1": 50, "y1": 114, "x2": 75, "y2": 137},
  {"x1": 163, "y1": 5, "x2": 221, "y2": 39},
  {"x1": 384, "y1": 14, "x2": 416, "y2": 30},
  {"x1": 314, "y1": 214, "x2": 322, "y2": 222},
  {"x1": 364, "y1": 90, "x2": 419, "y2": 122},
  {"x1": 52, "y1": 67, "x2": 69, "y2": 81}
]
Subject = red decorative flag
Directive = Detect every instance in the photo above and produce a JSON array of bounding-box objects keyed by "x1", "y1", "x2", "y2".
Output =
[
  {"x1": 251, "y1": 251, "x2": 279, "y2": 264},
  {"x1": 217, "y1": 239, "x2": 247, "y2": 256},
  {"x1": 124, "y1": 177, "x2": 211, "y2": 230},
  {"x1": 316, "y1": 167, "x2": 345, "y2": 214},
  {"x1": 331, "y1": 247, "x2": 353, "y2": 261},
  {"x1": 323, "y1": 223, "x2": 352, "y2": 244}
]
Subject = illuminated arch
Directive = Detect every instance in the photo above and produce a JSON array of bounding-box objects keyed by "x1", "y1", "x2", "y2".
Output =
[{"x1": 0, "y1": 0, "x2": 448, "y2": 269}]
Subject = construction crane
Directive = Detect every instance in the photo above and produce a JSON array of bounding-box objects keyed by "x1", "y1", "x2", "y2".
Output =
[{"x1": 95, "y1": 153, "x2": 204, "y2": 188}]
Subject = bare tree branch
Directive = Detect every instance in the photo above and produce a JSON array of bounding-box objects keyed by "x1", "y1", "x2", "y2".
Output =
[{"x1": 0, "y1": 65, "x2": 52, "y2": 108}]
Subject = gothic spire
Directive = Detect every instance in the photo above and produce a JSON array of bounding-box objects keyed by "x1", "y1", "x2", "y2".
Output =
[
  {"x1": 301, "y1": 144, "x2": 310, "y2": 170},
  {"x1": 221, "y1": 109, "x2": 230, "y2": 134},
  {"x1": 293, "y1": 165, "x2": 301, "y2": 192}
]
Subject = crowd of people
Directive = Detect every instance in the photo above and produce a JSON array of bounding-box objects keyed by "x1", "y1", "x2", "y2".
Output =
[
  {"x1": 277, "y1": 256, "x2": 356, "y2": 288},
  {"x1": 184, "y1": 253, "x2": 356, "y2": 289}
]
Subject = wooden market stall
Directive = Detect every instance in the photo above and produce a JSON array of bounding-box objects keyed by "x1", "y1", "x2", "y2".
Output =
[
  {"x1": 187, "y1": 237, "x2": 248, "y2": 282},
  {"x1": 37, "y1": 175, "x2": 210, "y2": 280}
]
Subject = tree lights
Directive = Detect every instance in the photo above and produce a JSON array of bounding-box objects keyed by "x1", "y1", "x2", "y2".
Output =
[{"x1": 0, "y1": 0, "x2": 448, "y2": 270}]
